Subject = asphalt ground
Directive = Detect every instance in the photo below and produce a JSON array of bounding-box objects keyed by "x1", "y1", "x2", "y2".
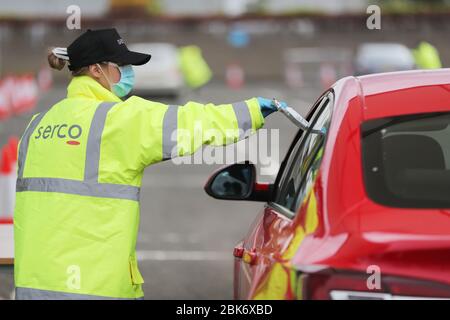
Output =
[{"x1": 0, "y1": 81, "x2": 322, "y2": 299}]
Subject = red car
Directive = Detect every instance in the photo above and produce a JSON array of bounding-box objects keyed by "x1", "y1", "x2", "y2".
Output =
[{"x1": 205, "y1": 69, "x2": 450, "y2": 300}]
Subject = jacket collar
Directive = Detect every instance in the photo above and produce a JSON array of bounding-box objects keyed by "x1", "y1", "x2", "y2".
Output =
[{"x1": 66, "y1": 75, "x2": 122, "y2": 102}]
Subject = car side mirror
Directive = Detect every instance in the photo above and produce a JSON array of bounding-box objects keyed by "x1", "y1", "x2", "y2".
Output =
[{"x1": 204, "y1": 162, "x2": 272, "y2": 202}]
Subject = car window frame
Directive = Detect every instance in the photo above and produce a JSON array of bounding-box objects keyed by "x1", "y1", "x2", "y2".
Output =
[
  {"x1": 271, "y1": 91, "x2": 331, "y2": 194},
  {"x1": 275, "y1": 97, "x2": 330, "y2": 205},
  {"x1": 267, "y1": 90, "x2": 334, "y2": 219}
]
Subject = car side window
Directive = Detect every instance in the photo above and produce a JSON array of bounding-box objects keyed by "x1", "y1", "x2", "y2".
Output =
[
  {"x1": 273, "y1": 93, "x2": 333, "y2": 215},
  {"x1": 273, "y1": 94, "x2": 329, "y2": 196}
]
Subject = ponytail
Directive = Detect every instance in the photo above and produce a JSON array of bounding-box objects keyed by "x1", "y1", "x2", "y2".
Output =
[{"x1": 47, "y1": 47, "x2": 66, "y2": 71}]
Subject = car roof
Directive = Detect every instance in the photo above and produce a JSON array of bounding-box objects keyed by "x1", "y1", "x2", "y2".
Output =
[{"x1": 353, "y1": 69, "x2": 450, "y2": 120}]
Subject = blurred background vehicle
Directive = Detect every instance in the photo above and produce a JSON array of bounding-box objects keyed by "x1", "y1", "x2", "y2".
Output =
[
  {"x1": 128, "y1": 42, "x2": 184, "y2": 98},
  {"x1": 354, "y1": 42, "x2": 416, "y2": 75}
]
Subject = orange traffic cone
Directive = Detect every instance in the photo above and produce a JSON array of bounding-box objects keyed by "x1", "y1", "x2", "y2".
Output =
[
  {"x1": 0, "y1": 145, "x2": 13, "y2": 175},
  {"x1": 8, "y1": 136, "x2": 19, "y2": 162},
  {"x1": 226, "y1": 62, "x2": 245, "y2": 90},
  {"x1": 319, "y1": 63, "x2": 337, "y2": 89},
  {"x1": 0, "y1": 145, "x2": 14, "y2": 224}
]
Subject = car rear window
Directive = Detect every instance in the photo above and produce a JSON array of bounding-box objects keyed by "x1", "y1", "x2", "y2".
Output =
[{"x1": 362, "y1": 112, "x2": 450, "y2": 208}]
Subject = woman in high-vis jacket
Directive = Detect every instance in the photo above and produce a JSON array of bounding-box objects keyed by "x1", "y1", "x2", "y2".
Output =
[{"x1": 14, "y1": 28, "x2": 285, "y2": 300}]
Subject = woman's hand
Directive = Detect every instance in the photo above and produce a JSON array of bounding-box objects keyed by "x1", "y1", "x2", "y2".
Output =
[{"x1": 257, "y1": 97, "x2": 288, "y2": 118}]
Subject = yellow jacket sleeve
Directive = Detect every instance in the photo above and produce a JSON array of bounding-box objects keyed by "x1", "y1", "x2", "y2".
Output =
[
  {"x1": 109, "y1": 96, "x2": 265, "y2": 170},
  {"x1": 163, "y1": 97, "x2": 265, "y2": 160}
]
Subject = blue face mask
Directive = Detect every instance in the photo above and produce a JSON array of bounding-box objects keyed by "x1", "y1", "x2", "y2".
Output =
[{"x1": 112, "y1": 65, "x2": 135, "y2": 98}]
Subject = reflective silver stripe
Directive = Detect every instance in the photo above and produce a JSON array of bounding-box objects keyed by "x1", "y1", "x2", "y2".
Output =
[
  {"x1": 15, "y1": 287, "x2": 144, "y2": 300},
  {"x1": 162, "y1": 105, "x2": 179, "y2": 160},
  {"x1": 84, "y1": 102, "x2": 116, "y2": 182},
  {"x1": 16, "y1": 101, "x2": 141, "y2": 202},
  {"x1": 16, "y1": 178, "x2": 140, "y2": 202},
  {"x1": 232, "y1": 101, "x2": 253, "y2": 139},
  {"x1": 17, "y1": 112, "x2": 47, "y2": 179}
]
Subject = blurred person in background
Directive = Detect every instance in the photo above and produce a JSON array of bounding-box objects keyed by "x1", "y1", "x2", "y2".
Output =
[
  {"x1": 178, "y1": 45, "x2": 212, "y2": 90},
  {"x1": 13, "y1": 28, "x2": 286, "y2": 300},
  {"x1": 412, "y1": 41, "x2": 442, "y2": 69}
]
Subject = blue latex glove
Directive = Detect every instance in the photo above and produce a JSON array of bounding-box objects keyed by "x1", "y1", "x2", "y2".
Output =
[{"x1": 257, "y1": 97, "x2": 288, "y2": 118}]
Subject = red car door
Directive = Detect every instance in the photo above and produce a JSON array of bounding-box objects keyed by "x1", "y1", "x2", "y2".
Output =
[{"x1": 234, "y1": 92, "x2": 334, "y2": 299}]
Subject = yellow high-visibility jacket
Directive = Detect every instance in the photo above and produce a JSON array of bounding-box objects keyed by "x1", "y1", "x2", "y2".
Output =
[{"x1": 14, "y1": 75, "x2": 264, "y2": 299}]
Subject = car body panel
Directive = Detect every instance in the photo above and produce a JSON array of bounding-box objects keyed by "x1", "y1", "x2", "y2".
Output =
[{"x1": 232, "y1": 69, "x2": 450, "y2": 299}]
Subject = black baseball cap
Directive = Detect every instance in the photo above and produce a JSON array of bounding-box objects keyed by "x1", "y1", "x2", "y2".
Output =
[{"x1": 67, "y1": 28, "x2": 151, "y2": 71}]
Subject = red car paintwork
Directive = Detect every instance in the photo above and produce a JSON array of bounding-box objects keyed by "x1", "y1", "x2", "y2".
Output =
[{"x1": 233, "y1": 69, "x2": 450, "y2": 300}]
